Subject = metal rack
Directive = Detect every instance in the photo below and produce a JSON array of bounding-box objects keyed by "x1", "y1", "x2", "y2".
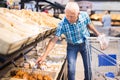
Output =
[
  {"x1": 0, "y1": 28, "x2": 56, "y2": 70},
  {"x1": 87, "y1": 37, "x2": 120, "y2": 80},
  {"x1": 0, "y1": 27, "x2": 68, "y2": 80}
]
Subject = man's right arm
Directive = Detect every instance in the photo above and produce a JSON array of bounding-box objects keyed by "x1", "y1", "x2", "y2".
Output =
[{"x1": 37, "y1": 36, "x2": 59, "y2": 63}]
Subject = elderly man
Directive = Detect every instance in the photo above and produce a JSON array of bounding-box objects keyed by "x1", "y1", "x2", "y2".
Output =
[{"x1": 37, "y1": 2, "x2": 100, "y2": 80}]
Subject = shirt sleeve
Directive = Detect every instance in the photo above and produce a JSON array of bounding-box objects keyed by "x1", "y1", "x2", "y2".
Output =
[
  {"x1": 85, "y1": 12, "x2": 91, "y2": 24},
  {"x1": 55, "y1": 22, "x2": 63, "y2": 37}
]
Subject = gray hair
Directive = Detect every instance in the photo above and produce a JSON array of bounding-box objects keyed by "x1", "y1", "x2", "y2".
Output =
[{"x1": 65, "y1": 2, "x2": 80, "y2": 13}]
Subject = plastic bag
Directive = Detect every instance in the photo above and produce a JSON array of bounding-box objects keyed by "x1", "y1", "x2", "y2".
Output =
[{"x1": 97, "y1": 34, "x2": 109, "y2": 50}]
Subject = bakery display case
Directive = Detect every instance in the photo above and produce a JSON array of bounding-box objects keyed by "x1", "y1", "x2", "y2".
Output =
[
  {"x1": 0, "y1": 8, "x2": 67, "y2": 80},
  {"x1": 1, "y1": 42, "x2": 67, "y2": 80},
  {"x1": 0, "y1": 40, "x2": 67, "y2": 80}
]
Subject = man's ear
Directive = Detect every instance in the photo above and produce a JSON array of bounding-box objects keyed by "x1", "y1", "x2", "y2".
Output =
[
  {"x1": 77, "y1": 12, "x2": 80, "y2": 15},
  {"x1": 77, "y1": 12, "x2": 80, "y2": 17}
]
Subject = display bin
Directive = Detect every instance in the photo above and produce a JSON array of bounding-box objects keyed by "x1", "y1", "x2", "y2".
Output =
[
  {"x1": 51, "y1": 28, "x2": 56, "y2": 33},
  {"x1": 25, "y1": 33, "x2": 40, "y2": 45},
  {"x1": 44, "y1": 29, "x2": 53, "y2": 37},
  {"x1": 0, "y1": 37, "x2": 29, "y2": 55},
  {"x1": 26, "y1": 27, "x2": 52, "y2": 45},
  {"x1": 1, "y1": 68, "x2": 56, "y2": 80},
  {"x1": 87, "y1": 37, "x2": 120, "y2": 80},
  {"x1": 36, "y1": 31, "x2": 46, "y2": 41}
]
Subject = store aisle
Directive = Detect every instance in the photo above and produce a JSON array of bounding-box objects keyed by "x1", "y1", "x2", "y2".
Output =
[{"x1": 75, "y1": 53, "x2": 84, "y2": 80}]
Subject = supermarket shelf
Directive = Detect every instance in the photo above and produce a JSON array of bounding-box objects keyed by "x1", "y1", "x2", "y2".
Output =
[{"x1": 0, "y1": 28, "x2": 56, "y2": 69}]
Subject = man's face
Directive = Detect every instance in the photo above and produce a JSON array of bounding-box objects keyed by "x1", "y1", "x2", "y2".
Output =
[{"x1": 65, "y1": 10, "x2": 79, "y2": 24}]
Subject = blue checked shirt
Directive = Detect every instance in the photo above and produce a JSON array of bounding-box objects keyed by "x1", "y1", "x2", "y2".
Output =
[{"x1": 55, "y1": 11, "x2": 91, "y2": 44}]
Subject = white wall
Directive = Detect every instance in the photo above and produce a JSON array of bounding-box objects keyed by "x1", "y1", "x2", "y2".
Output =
[
  {"x1": 42, "y1": 0, "x2": 120, "y2": 13},
  {"x1": 92, "y1": 1, "x2": 120, "y2": 11},
  {"x1": 47, "y1": 0, "x2": 69, "y2": 4},
  {"x1": 76, "y1": 1, "x2": 120, "y2": 13}
]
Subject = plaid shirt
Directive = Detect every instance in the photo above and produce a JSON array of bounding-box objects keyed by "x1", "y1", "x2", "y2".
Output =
[{"x1": 55, "y1": 11, "x2": 91, "y2": 44}]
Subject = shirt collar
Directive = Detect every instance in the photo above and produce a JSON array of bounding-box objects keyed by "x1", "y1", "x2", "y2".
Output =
[{"x1": 64, "y1": 17, "x2": 79, "y2": 25}]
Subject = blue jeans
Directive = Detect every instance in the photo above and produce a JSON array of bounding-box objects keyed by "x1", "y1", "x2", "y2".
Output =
[{"x1": 67, "y1": 42, "x2": 91, "y2": 80}]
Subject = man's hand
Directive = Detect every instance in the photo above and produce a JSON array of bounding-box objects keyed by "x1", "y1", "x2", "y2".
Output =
[
  {"x1": 36, "y1": 55, "x2": 47, "y2": 64},
  {"x1": 36, "y1": 36, "x2": 59, "y2": 64},
  {"x1": 97, "y1": 34, "x2": 109, "y2": 50}
]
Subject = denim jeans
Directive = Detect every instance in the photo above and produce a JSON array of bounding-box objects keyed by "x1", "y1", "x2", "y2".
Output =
[{"x1": 67, "y1": 42, "x2": 91, "y2": 80}]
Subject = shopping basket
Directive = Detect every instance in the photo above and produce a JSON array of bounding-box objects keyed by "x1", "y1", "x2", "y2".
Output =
[{"x1": 87, "y1": 37, "x2": 120, "y2": 80}]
